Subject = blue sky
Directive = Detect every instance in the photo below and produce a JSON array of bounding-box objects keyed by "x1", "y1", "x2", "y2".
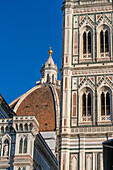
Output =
[{"x1": 0, "y1": 0, "x2": 62, "y2": 104}]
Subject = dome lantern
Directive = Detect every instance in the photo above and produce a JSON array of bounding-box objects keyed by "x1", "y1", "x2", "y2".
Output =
[{"x1": 39, "y1": 47, "x2": 60, "y2": 85}]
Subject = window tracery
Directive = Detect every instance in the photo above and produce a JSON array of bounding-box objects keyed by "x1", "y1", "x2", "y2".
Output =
[
  {"x1": 98, "y1": 86, "x2": 112, "y2": 122},
  {"x1": 82, "y1": 92, "x2": 92, "y2": 121},
  {"x1": 80, "y1": 26, "x2": 93, "y2": 61},
  {"x1": 19, "y1": 136, "x2": 27, "y2": 154},
  {"x1": 101, "y1": 91, "x2": 110, "y2": 120},
  {"x1": 83, "y1": 30, "x2": 92, "y2": 58},
  {"x1": 97, "y1": 24, "x2": 111, "y2": 60},
  {"x1": 79, "y1": 87, "x2": 93, "y2": 124},
  {"x1": 100, "y1": 30, "x2": 109, "y2": 53}
]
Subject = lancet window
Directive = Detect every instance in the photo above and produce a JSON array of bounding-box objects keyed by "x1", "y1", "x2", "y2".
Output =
[
  {"x1": 101, "y1": 92, "x2": 110, "y2": 117},
  {"x1": 83, "y1": 31, "x2": 91, "y2": 55},
  {"x1": 100, "y1": 30, "x2": 109, "y2": 53},
  {"x1": 82, "y1": 93, "x2": 91, "y2": 117},
  {"x1": 82, "y1": 26, "x2": 93, "y2": 60},
  {"x1": 19, "y1": 136, "x2": 27, "y2": 154},
  {"x1": 98, "y1": 86, "x2": 112, "y2": 122},
  {"x1": 47, "y1": 74, "x2": 49, "y2": 82},
  {"x1": 52, "y1": 74, "x2": 54, "y2": 84}
]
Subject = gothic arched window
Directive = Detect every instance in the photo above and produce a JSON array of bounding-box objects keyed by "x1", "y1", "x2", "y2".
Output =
[
  {"x1": 83, "y1": 93, "x2": 86, "y2": 116},
  {"x1": 83, "y1": 31, "x2": 92, "y2": 54},
  {"x1": 25, "y1": 124, "x2": 28, "y2": 131},
  {"x1": 105, "y1": 30, "x2": 109, "y2": 52},
  {"x1": 100, "y1": 31, "x2": 104, "y2": 53},
  {"x1": 106, "y1": 92, "x2": 110, "y2": 115},
  {"x1": 101, "y1": 92, "x2": 105, "y2": 116},
  {"x1": 19, "y1": 136, "x2": 27, "y2": 154},
  {"x1": 23, "y1": 137, "x2": 27, "y2": 153},
  {"x1": 20, "y1": 124, "x2": 23, "y2": 131},
  {"x1": 101, "y1": 91, "x2": 110, "y2": 116},
  {"x1": 83, "y1": 32, "x2": 86, "y2": 54},
  {"x1": 88, "y1": 31, "x2": 91, "y2": 53},
  {"x1": 100, "y1": 29, "x2": 109, "y2": 53},
  {"x1": 88, "y1": 93, "x2": 91, "y2": 116},
  {"x1": 82, "y1": 92, "x2": 92, "y2": 121},
  {"x1": 19, "y1": 138, "x2": 23, "y2": 153}
]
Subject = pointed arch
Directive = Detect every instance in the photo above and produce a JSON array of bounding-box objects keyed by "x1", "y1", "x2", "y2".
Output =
[
  {"x1": 97, "y1": 24, "x2": 111, "y2": 60},
  {"x1": 100, "y1": 30, "x2": 104, "y2": 52},
  {"x1": 83, "y1": 32, "x2": 86, "y2": 54},
  {"x1": 82, "y1": 93, "x2": 86, "y2": 116},
  {"x1": 88, "y1": 31, "x2": 91, "y2": 53},
  {"x1": 101, "y1": 92, "x2": 105, "y2": 116},
  {"x1": 19, "y1": 138, "x2": 23, "y2": 153},
  {"x1": 79, "y1": 87, "x2": 93, "y2": 123},
  {"x1": 23, "y1": 137, "x2": 27, "y2": 153},
  {"x1": 105, "y1": 30, "x2": 109, "y2": 52},
  {"x1": 98, "y1": 85, "x2": 112, "y2": 122},
  {"x1": 80, "y1": 25, "x2": 93, "y2": 61}
]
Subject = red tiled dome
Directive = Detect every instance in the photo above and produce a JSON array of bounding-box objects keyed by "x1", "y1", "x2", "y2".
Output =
[{"x1": 10, "y1": 84, "x2": 60, "y2": 132}]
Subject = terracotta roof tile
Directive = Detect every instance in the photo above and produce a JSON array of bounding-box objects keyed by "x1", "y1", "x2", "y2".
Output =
[{"x1": 16, "y1": 85, "x2": 60, "y2": 132}]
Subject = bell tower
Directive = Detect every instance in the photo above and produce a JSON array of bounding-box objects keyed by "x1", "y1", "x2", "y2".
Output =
[{"x1": 59, "y1": 0, "x2": 113, "y2": 169}]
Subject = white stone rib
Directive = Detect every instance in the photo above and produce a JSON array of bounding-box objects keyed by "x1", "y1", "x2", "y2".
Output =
[{"x1": 13, "y1": 85, "x2": 42, "y2": 113}]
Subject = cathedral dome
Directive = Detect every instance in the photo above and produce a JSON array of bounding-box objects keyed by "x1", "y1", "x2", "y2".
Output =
[
  {"x1": 9, "y1": 48, "x2": 60, "y2": 133},
  {"x1": 10, "y1": 84, "x2": 60, "y2": 132}
]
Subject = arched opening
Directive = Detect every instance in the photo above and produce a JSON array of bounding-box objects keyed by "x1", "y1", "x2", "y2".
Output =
[
  {"x1": 106, "y1": 92, "x2": 110, "y2": 115},
  {"x1": 81, "y1": 89, "x2": 93, "y2": 122},
  {"x1": 83, "y1": 93, "x2": 86, "y2": 116},
  {"x1": 6, "y1": 126, "x2": 9, "y2": 133},
  {"x1": 29, "y1": 123, "x2": 33, "y2": 130},
  {"x1": 83, "y1": 32, "x2": 86, "y2": 54},
  {"x1": 47, "y1": 74, "x2": 49, "y2": 82},
  {"x1": 52, "y1": 74, "x2": 54, "y2": 84},
  {"x1": 71, "y1": 156, "x2": 77, "y2": 170},
  {"x1": 100, "y1": 28, "x2": 110, "y2": 55},
  {"x1": 100, "y1": 30, "x2": 104, "y2": 52},
  {"x1": 101, "y1": 92, "x2": 105, "y2": 116},
  {"x1": 23, "y1": 137, "x2": 27, "y2": 153},
  {"x1": 20, "y1": 124, "x2": 23, "y2": 131},
  {"x1": 25, "y1": 124, "x2": 28, "y2": 131},
  {"x1": 100, "y1": 89, "x2": 111, "y2": 120},
  {"x1": 88, "y1": 93, "x2": 91, "y2": 116},
  {"x1": 88, "y1": 31, "x2": 91, "y2": 53},
  {"x1": 82, "y1": 28, "x2": 92, "y2": 59},
  {"x1": 105, "y1": 30, "x2": 109, "y2": 52},
  {"x1": 19, "y1": 138, "x2": 23, "y2": 153}
]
